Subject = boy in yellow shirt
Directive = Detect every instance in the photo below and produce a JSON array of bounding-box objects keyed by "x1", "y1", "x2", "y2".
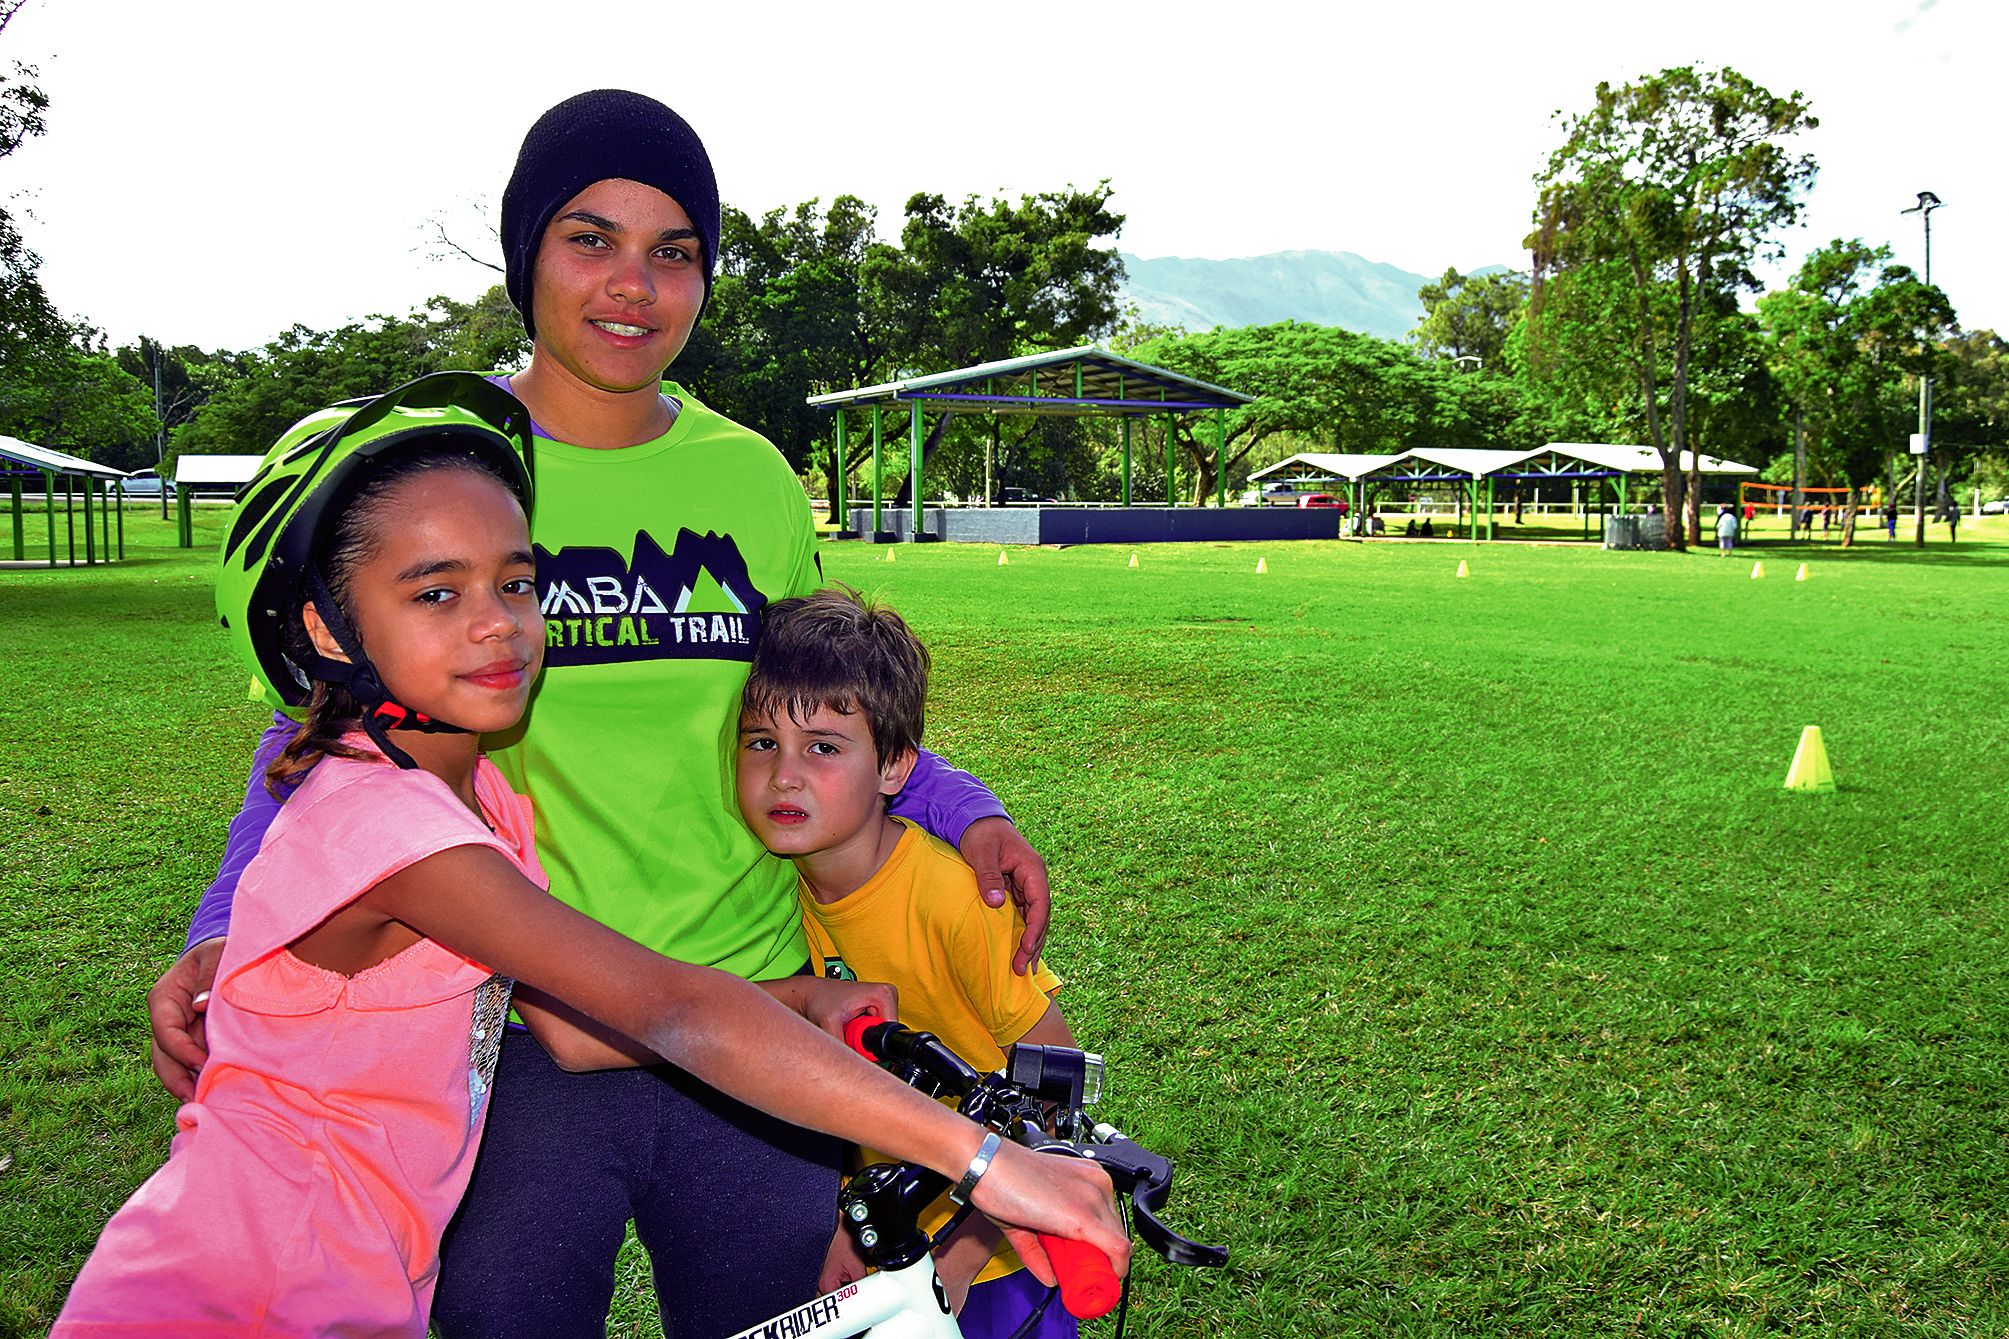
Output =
[{"x1": 737, "y1": 587, "x2": 1076, "y2": 1338}]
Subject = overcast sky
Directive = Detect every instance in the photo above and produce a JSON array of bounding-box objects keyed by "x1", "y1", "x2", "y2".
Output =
[{"x1": 5, "y1": 0, "x2": 1999, "y2": 352}]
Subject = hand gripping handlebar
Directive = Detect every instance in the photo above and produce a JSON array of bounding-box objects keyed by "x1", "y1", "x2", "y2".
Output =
[{"x1": 842, "y1": 1016, "x2": 1226, "y2": 1319}]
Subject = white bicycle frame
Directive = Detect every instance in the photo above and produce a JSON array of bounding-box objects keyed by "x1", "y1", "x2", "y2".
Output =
[{"x1": 723, "y1": 1255, "x2": 966, "y2": 1339}]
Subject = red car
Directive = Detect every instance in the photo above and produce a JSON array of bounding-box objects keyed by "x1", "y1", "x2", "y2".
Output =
[{"x1": 1296, "y1": 493, "x2": 1349, "y2": 514}]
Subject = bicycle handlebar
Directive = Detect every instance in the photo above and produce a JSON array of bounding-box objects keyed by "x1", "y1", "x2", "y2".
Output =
[{"x1": 842, "y1": 1015, "x2": 1226, "y2": 1320}]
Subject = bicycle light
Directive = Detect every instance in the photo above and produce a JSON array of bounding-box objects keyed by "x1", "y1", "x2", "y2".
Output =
[{"x1": 1005, "y1": 1044, "x2": 1104, "y2": 1110}]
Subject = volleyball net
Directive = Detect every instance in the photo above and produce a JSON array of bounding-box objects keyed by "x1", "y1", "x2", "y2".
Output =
[{"x1": 1738, "y1": 482, "x2": 1853, "y2": 516}]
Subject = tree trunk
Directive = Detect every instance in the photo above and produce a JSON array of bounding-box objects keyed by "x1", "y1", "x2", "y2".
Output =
[{"x1": 1661, "y1": 463, "x2": 1688, "y2": 548}]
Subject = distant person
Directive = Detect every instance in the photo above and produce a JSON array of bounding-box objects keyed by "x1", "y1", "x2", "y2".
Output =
[
  {"x1": 1742, "y1": 502, "x2": 1756, "y2": 524},
  {"x1": 1404, "y1": 519, "x2": 1417, "y2": 537},
  {"x1": 1419, "y1": 518, "x2": 1434, "y2": 538},
  {"x1": 1821, "y1": 507, "x2": 1833, "y2": 537},
  {"x1": 1885, "y1": 503, "x2": 1898, "y2": 540},
  {"x1": 1715, "y1": 504, "x2": 1738, "y2": 554},
  {"x1": 737, "y1": 588, "x2": 1078, "y2": 1335},
  {"x1": 1946, "y1": 505, "x2": 1959, "y2": 543}
]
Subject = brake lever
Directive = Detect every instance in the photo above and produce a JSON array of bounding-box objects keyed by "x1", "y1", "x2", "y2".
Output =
[{"x1": 1027, "y1": 1128, "x2": 1230, "y2": 1269}]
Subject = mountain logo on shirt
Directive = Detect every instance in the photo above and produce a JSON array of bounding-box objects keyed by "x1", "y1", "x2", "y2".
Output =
[{"x1": 536, "y1": 528, "x2": 769, "y2": 668}]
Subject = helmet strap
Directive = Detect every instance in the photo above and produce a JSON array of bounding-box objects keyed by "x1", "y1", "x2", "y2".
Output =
[{"x1": 302, "y1": 566, "x2": 471, "y2": 772}]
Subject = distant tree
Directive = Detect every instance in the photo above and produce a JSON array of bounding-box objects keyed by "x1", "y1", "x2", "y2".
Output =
[
  {"x1": 1411, "y1": 267, "x2": 1528, "y2": 367},
  {"x1": 1132, "y1": 322, "x2": 1543, "y2": 504},
  {"x1": 1528, "y1": 65, "x2": 1817, "y2": 549},
  {"x1": 173, "y1": 302, "x2": 480, "y2": 461},
  {"x1": 1680, "y1": 298, "x2": 1782, "y2": 476},
  {"x1": 0, "y1": 344, "x2": 157, "y2": 463},
  {"x1": 0, "y1": 2, "x2": 62, "y2": 389},
  {"x1": 862, "y1": 185, "x2": 1126, "y2": 505},
  {"x1": 680, "y1": 196, "x2": 883, "y2": 520},
  {"x1": 1757, "y1": 239, "x2": 1954, "y2": 535},
  {"x1": 1933, "y1": 329, "x2": 2009, "y2": 504},
  {"x1": 428, "y1": 284, "x2": 530, "y2": 372}
]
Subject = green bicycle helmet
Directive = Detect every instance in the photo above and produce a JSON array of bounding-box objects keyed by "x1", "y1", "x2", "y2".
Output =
[{"x1": 216, "y1": 371, "x2": 536, "y2": 765}]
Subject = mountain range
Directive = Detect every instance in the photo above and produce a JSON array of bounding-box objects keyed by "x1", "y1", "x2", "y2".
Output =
[{"x1": 1117, "y1": 250, "x2": 1508, "y2": 343}]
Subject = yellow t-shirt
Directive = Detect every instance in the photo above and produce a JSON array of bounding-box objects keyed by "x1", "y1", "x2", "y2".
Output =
[{"x1": 800, "y1": 818, "x2": 1061, "y2": 1284}]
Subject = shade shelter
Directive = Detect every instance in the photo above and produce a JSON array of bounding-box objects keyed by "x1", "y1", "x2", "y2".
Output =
[
  {"x1": 0, "y1": 435, "x2": 129, "y2": 567},
  {"x1": 173, "y1": 454, "x2": 265, "y2": 548},
  {"x1": 1252, "y1": 443, "x2": 1758, "y2": 541},
  {"x1": 806, "y1": 346, "x2": 1254, "y2": 541}
]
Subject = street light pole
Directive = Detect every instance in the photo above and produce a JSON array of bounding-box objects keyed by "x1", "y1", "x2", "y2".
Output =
[{"x1": 1901, "y1": 190, "x2": 1942, "y2": 548}]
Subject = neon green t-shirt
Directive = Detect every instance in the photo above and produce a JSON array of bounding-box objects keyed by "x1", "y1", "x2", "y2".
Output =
[{"x1": 484, "y1": 385, "x2": 818, "y2": 981}]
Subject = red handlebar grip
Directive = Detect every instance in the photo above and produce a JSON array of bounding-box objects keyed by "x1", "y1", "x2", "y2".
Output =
[
  {"x1": 843, "y1": 1014, "x2": 884, "y2": 1060},
  {"x1": 1037, "y1": 1234, "x2": 1121, "y2": 1318}
]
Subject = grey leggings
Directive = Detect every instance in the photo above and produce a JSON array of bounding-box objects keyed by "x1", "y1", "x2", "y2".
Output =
[{"x1": 431, "y1": 1025, "x2": 840, "y2": 1338}]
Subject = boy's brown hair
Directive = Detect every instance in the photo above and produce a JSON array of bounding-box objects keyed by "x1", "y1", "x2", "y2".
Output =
[{"x1": 743, "y1": 585, "x2": 928, "y2": 770}]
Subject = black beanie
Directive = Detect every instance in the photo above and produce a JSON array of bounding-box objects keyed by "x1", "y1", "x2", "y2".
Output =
[{"x1": 500, "y1": 90, "x2": 721, "y2": 339}]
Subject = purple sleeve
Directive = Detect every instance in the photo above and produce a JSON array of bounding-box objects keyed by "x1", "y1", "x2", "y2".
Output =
[
  {"x1": 184, "y1": 714, "x2": 302, "y2": 951},
  {"x1": 888, "y1": 748, "x2": 1010, "y2": 849}
]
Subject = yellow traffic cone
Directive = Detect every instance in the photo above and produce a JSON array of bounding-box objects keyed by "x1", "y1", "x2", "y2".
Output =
[
  {"x1": 1795, "y1": 563, "x2": 1809, "y2": 582},
  {"x1": 1128, "y1": 552, "x2": 1139, "y2": 569},
  {"x1": 1750, "y1": 561, "x2": 1765, "y2": 579},
  {"x1": 885, "y1": 547, "x2": 895, "y2": 562},
  {"x1": 1455, "y1": 560, "x2": 1469, "y2": 578},
  {"x1": 998, "y1": 550, "x2": 1009, "y2": 566},
  {"x1": 1783, "y1": 725, "x2": 1835, "y2": 794},
  {"x1": 1255, "y1": 557, "x2": 1267, "y2": 574}
]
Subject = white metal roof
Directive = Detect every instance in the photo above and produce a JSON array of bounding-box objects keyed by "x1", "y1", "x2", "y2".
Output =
[
  {"x1": 174, "y1": 454, "x2": 264, "y2": 486},
  {"x1": 0, "y1": 434, "x2": 129, "y2": 480},
  {"x1": 1541, "y1": 442, "x2": 1758, "y2": 475},
  {"x1": 1371, "y1": 447, "x2": 1543, "y2": 477},
  {"x1": 1252, "y1": 443, "x2": 1757, "y2": 484},
  {"x1": 1249, "y1": 452, "x2": 1401, "y2": 482}
]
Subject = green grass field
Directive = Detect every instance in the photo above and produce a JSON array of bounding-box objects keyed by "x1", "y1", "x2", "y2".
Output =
[{"x1": 4, "y1": 505, "x2": 2006, "y2": 1336}]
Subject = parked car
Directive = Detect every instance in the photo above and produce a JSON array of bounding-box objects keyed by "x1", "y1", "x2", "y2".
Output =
[
  {"x1": 998, "y1": 487, "x2": 1054, "y2": 504},
  {"x1": 1981, "y1": 498, "x2": 2009, "y2": 515},
  {"x1": 1296, "y1": 493, "x2": 1349, "y2": 514},
  {"x1": 117, "y1": 472, "x2": 176, "y2": 498},
  {"x1": 1260, "y1": 485, "x2": 1299, "y2": 506}
]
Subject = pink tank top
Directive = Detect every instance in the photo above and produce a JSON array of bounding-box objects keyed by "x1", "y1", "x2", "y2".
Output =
[{"x1": 56, "y1": 748, "x2": 544, "y2": 1337}]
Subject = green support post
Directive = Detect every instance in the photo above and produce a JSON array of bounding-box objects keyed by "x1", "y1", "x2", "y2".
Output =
[
  {"x1": 834, "y1": 410, "x2": 848, "y2": 535},
  {"x1": 114, "y1": 478, "x2": 124, "y2": 559},
  {"x1": 1121, "y1": 417, "x2": 1132, "y2": 507},
  {"x1": 178, "y1": 484, "x2": 194, "y2": 547},
  {"x1": 909, "y1": 402, "x2": 923, "y2": 538},
  {"x1": 1215, "y1": 408, "x2": 1226, "y2": 508},
  {"x1": 1485, "y1": 476, "x2": 1495, "y2": 541},
  {"x1": 44, "y1": 470, "x2": 55, "y2": 566},
  {"x1": 83, "y1": 474, "x2": 95, "y2": 564},
  {"x1": 10, "y1": 476, "x2": 21, "y2": 559},
  {"x1": 871, "y1": 407, "x2": 884, "y2": 535},
  {"x1": 1165, "y1": 416, "x2": 1176, "y2": 506},
  {"x1": 64, "y1": 473, "x2": 76, "y2": 566}
]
